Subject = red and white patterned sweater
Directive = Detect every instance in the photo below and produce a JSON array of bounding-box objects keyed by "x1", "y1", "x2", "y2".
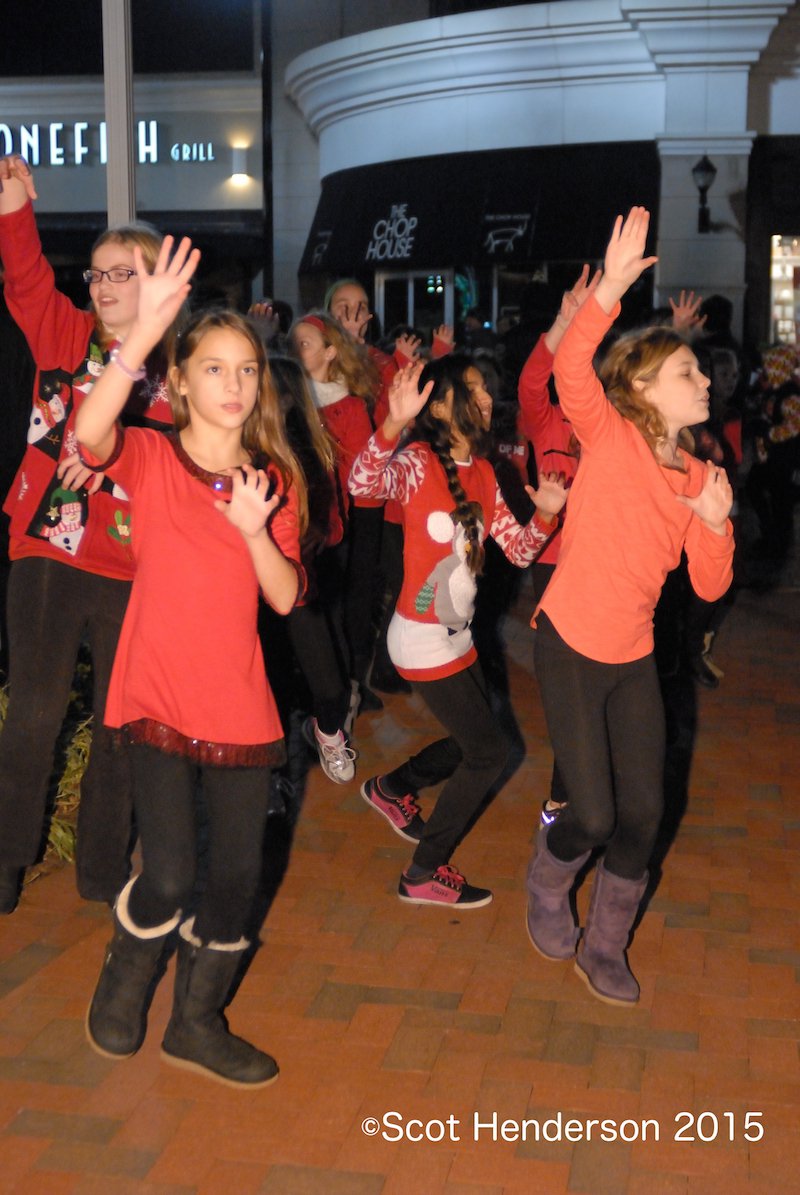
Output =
[{"x1": 349, "y1": 427, "x2": 554, "y2": 680}]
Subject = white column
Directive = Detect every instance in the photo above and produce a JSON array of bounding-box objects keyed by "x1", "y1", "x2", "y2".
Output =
[
  {"x1": 101, "y1": 0, "x2": 136, "y2": 224},
  {"x1": 655, "y1": 135, "x2": 754, "y2": 335}
]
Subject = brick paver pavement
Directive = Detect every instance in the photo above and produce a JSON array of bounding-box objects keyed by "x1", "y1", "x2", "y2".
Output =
[{"x1": 0, "y1": 571, "x2": 797, "y2": 1194}]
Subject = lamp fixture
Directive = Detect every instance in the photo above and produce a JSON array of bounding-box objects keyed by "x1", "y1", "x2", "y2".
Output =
[
  {"x1": 230, "y1": 146, "x2": 249, "y2": 186},
  {"x1": 691, "y1": 155, "x2": 717, "y2": 234}
]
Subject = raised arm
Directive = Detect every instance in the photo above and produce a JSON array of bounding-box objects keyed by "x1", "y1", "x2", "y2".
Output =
[
  {"x1": 0, "y1": 155, "x2": 38, "y2": 213},
  {"x1": 594, "y1": 207, "x2": 658, "y2": 315},
  {"x1": 348, "y1": 362, "x2": 434, "y2": 503},
  {"x1": 519, "y1": 265, "x2": 600, "y2": 442},
  {"x1": 553, "y1": 209, "x2": 657, "y2": 444},
  {"x1": 75, "y1": 236, "x2": 199, "y2": 461}
]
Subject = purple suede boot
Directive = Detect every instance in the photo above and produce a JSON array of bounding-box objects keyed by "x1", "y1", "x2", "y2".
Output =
[
  {"x1": 525, "y1": 827, "x2": 590, "y2": 960},
  {"x1": 575, "y1": 862, "x2": 648, "y2": 1005}
]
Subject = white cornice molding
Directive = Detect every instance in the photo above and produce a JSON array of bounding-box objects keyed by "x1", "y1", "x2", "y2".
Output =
[
  {"x1": 286, "y1": 5, "x2": 656, "y2": 135},
  {"x1": 657, "y1": 133, "x2": 756, "y2": 154},
  {"x1": 0, "y1": 74, "x2": 260, "y2": 119},
  {"x1": 287, "y1": 0, "x2": 790, "y2": 134},
  {"x1": 622, "y1": 0, "x2": 790, "y2": 67}
]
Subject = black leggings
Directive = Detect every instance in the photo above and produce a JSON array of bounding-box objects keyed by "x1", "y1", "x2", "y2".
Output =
[
  {"x1": 0, "y1": 557, "x2": 132, "y2": 900},
  {"x1": 386, "y1": 661, "x2": 508, "y2": 872},
  {"x1": 127, "y1": 743, "x2": 270, "y2": 943},
  {"x1": 535, "y1": 613, "x2": 664, "y2": 879}
]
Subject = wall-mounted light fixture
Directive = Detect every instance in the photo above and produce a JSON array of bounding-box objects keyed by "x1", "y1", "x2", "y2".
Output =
[
  {"x1": 230, "y1": 146, "x2": 249, "y2": 186},
  {"x1": 691, "y1": 155, "x2": 717, "y2": 234}
]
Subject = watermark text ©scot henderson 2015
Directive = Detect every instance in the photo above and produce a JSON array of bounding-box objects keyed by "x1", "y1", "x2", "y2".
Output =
[{"x1": 360, "y1": 1110, "x2": 765, "y2": 1145}]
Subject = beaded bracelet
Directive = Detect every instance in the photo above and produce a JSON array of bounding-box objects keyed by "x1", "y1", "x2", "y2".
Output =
[{"x1": 110, "y1": 348, "x2": 146, "y2": 382}]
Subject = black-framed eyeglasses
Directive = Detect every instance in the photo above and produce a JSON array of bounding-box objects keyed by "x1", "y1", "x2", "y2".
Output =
[{"x1": 82, "y1": 268, "x2": 137, "y2": 285}]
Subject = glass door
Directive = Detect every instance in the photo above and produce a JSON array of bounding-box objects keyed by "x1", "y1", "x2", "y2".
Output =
[{"x1": 374, "y1": 269, "x2": 455, "y2": 341}]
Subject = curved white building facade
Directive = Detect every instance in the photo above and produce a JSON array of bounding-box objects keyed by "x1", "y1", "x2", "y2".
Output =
[{"x1": 281, "y1": 0, "x2": 800, "y2": 342}]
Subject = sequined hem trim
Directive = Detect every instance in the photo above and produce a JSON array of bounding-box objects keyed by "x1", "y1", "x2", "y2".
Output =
[{"x1": 121, "y1": 719, "x2": 286, "y2": 768}]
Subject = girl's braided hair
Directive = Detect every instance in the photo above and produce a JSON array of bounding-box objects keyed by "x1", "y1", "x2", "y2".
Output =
[{"x1": 414, "y1": 355, "x2": 488, "y2": 576}]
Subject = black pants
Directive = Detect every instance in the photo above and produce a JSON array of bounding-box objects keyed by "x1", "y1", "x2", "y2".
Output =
[
  {"x1": 287, "y1": 602, "x2": 349, "y2": 735},
  {"x1": 0, "y1": 557, "x2": 132, "y2": 900},
  {"x1": 532, "y1": 563, "x2": 568, "y2": 805},
  {"x1": 344, "y1": 505, "x2": 384, "y2": 682},
  {"x1": 127, "y1": 743, "x2": 271, "y2": 943},
  {"x1": 386, "y1": 661, "x2": 508, "y2": 872},
  {"x1": 535, "y1": 613, "x2": 664, "y2": 879}
]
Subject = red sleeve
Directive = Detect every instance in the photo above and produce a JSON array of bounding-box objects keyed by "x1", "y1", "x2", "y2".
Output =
[
  {"x1": 0, "y1": 201, "x2": 92, "y2": 371},
  {"x1": 553, "y1": 297, "x2": 621, "y2": 449},
  {"x1": 518, "y1": 333, "x2": 555, "y2": 442}
]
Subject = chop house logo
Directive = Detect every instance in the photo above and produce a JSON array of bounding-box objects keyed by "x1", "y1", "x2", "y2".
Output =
[{"x1": 366, "y1": 203, "x2": 418, "y2": 262}]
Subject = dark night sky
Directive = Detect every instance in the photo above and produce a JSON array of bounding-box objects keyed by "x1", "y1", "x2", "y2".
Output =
[{"x1": 1, "y1": 0, "x2": 255, "y2": 76}]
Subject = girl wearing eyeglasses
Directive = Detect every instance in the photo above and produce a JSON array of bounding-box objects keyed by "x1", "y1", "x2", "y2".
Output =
[{"x1": 0, "y1": 155, "x2": 178, "y2": 915}]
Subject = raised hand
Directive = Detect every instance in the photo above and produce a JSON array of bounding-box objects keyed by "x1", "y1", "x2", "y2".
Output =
[
  {"x1": 434, "y1": 324, "x2": 455, "y2": 347},
  {"x1": 395, "y1": 332, "x2": 422, "y2": 361},
  {"x1": 385, "y1": 361, "x2": 434, "y2": 435},
  {"x1": 525, "y1": 471, "x2": 568, "y2": 523},
  {"x1": 669, "y1": 290, "x2": 707, "y2": 334},
  {"x1": 215, "y1": 464, "x2": 280, "y2": 537},
  {"x1": 595, "y1": 207, "x2": 659, "y2": 313},
  {"x1": 248, "y1": 300, "x2": 281, "y2": 344},
  {"x1": 133, "y1": 236, "x2": 200, "y2": 344},
  {"x1": 676, "y1": 460, "x2": 733, "y2": 533},
  {"x1": 336, "y1": 300, "x2": 372, "y2": 342},
  {"x1": 0, "y1": 155, "x2": 38, "y2": 209},
  {"x1": 546, "y1": 264, "x2": 603, "y2": 351}
]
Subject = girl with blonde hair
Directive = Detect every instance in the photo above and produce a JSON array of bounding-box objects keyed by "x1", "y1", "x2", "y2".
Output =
[
  {"x1": 526, "y1": 209, "x2": 734, "y2": 1006},
  {"x1": 0, "y1": 156, "x2": 175, "y2": 914}
]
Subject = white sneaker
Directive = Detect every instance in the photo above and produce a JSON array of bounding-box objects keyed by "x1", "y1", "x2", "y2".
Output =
[{"x1": 302, "y1": 717, "x2": 356, "y2": 785}]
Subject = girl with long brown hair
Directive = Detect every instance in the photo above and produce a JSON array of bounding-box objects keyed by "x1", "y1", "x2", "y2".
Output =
[{"x1": 76, "y1": 238, "x2": 305, "y2": 1089}]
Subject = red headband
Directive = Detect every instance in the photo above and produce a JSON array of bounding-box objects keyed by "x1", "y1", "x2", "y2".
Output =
[{"x1": 300, "y1": 315, "x2": 327, "y2": 334}]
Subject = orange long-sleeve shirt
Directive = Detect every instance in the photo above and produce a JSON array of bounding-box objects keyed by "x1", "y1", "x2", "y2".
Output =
[{"x1": 536, "y1": 298, "x2": 734, "y2": 664}]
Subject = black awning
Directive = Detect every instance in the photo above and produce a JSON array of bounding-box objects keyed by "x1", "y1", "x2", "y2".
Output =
[{"x1": 300, "y1": 142, "x2": 660, "y2": 275}]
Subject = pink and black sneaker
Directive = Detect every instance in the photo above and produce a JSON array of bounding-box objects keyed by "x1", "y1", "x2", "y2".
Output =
[
  {"x1": 398, "y1": 864, "x2": 493, "y2": 908},
  {"x1": 360, "y1": 776, "x2": 425, "y2": 842}
]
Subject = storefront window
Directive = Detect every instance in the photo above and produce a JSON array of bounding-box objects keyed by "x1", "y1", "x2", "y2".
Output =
[{"x1": 770, "y1": 235, "x2": 800, "y2": 344}]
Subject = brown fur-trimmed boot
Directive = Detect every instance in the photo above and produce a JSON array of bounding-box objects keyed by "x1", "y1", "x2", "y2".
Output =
[
  {"x1": 575, "y1": 862, "x2": 648, "y2": 1006},
  {"x1": 525, "y1": 826, "x2": 590, "y2": 960}
]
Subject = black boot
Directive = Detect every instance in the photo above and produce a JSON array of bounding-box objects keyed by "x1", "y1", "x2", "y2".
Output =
[
  {"x1": 86, "y1": 879, "x2": 180, "y2": 1058},
  {"x1": 0, "y1": 865, "x2": 23, "y2": 915},
  {"x1": 161, "y1": 919, "x2": 279, "y2": 1089}
]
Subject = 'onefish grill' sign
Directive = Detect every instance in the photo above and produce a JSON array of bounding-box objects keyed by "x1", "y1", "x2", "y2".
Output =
[{"x1": 0, "y1": 121, "x2": 215, "y2": 168}]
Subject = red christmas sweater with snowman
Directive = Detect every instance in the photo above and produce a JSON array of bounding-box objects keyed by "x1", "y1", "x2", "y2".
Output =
[
  {"x1": 349, "y1": 427, "x2": 555, "y2": 680},
  {"x1": 0, "y1": 201, "x2": 172, "y2": 580}
]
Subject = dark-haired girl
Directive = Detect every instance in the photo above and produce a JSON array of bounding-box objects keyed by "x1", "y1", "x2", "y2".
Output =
[{"x1": 349, "y1": 356, "x2": 566, "y2": 907}]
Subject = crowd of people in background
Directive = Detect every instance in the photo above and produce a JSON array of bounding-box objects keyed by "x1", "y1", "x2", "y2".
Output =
[{"x1": 0, "y1": 152, "x2": 795, "y2": 1089}]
